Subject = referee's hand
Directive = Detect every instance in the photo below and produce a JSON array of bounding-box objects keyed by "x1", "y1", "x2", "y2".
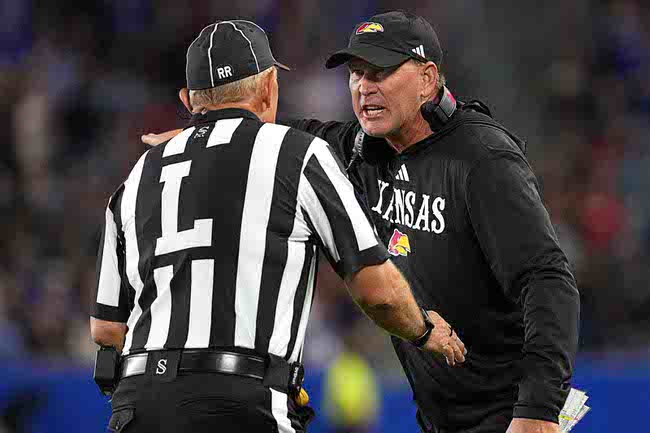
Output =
[
  {"x1": 422, "y1": 310, "x2": 467, "y2": 366},
  {"x1": 142, "y1": 129, "x2": 183, "y2": 147}
]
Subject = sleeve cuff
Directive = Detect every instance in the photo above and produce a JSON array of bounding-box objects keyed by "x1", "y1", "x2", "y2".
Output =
[
  {"x1": 90, "y1": 304, "x2": 129, "y2": 323},
  {"x1": 334, "y1": 245, "x2": 390, "y2": 279},
  {"x1": 512, "y1": 404, "x2": 559, "y2": 424}
]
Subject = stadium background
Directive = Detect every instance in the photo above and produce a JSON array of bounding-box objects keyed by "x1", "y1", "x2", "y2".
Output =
[{"x1": 1, "y1": 0, "x2": 649, "y2": 431}]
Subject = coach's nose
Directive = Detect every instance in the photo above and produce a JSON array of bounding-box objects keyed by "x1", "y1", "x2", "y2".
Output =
[{"x1": 358, "y1": 74, "x2": 379, "y2": 96}]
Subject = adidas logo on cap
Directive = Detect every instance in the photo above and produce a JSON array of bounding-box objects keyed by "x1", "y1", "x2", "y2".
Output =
[{"x1": 412, "y1": 44, "x2": 425, "y2": 58}]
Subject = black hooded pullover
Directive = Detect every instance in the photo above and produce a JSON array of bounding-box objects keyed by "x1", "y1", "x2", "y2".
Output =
[{"x1": 289, "y1": 105, "x2": 580, "y2": 430}]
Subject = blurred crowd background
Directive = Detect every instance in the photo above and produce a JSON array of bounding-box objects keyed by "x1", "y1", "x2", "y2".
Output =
[{"x1": 1, "y1": 0, "x2": 649, "y2": 432}]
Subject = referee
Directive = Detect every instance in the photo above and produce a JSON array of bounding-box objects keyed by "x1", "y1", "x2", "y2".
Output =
[{"x1": 90, "y1": 20, "x2": 465, "y2": 433}]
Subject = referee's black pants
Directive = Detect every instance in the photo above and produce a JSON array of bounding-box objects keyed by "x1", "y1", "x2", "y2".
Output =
[{"x1": 108, "y1": 373, "x2": 312, "y2": 432}]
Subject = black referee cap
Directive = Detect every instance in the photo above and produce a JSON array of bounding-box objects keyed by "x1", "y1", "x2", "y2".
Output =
[
  {"x1": 186, "y1": 20, "x2": 290, "y2": 90},
  {"x1": 326, "y1": 11, "x2": 442, "y2": 69}
]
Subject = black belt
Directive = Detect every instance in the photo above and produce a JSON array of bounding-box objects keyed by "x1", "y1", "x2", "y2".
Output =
[{"x1": 121, "y1": 349, "x2": 266, "y2": 380}]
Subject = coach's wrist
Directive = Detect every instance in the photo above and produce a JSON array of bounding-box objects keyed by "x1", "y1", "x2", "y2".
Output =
[
  {"x1": 411, "y1": 306, "x2": 434, "y2": 348},
  {"x1": 507, "y1": 418, "x2": 559, "y2": 433}
]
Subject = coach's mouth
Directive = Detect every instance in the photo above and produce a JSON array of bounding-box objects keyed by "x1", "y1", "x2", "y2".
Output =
[{"x1": 361, "y1": 104, "x2": 386, "y2": 119}]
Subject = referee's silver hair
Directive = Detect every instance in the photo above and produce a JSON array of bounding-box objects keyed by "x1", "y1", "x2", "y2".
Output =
[{"x1": 189, "y1": 67, "x2": 276, "y2": 113}]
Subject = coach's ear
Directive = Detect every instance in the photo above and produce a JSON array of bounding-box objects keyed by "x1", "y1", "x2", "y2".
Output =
[
  {"x1": 420, "y1": 61, "x2": 438, "y2": 102},
  {"x1": 179, "y1": 88, "x2": 192, "y2": 113}
]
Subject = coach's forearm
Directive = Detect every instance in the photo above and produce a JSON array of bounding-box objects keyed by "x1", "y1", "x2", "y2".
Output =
[
  {"x1": 357, "y1": 295, "x2": 425, "y2": 342},
  {"x1": 345, "y1": 262, "x2": 425, "y2": 342}
]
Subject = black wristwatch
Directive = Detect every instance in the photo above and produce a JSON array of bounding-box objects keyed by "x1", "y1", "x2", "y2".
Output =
[{"x1": 412, "y1": 306, "x2": 435, "y2": 348}]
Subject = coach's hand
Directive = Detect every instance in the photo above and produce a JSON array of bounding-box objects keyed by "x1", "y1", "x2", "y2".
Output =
[
  {"x1": 422, "y1": 310, "x2": 466, "y2": 366},
  {"x1": 141, "y1": 129, "x2": 183, "y2": 147},
  {"x1": 506, "y1": 418, "x2": 559, "y2": 433}
]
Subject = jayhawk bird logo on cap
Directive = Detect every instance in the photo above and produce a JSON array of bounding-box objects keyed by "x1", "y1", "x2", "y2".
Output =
[{"x1": 356, "y1": 22, "x2": 385, "y2": 35}]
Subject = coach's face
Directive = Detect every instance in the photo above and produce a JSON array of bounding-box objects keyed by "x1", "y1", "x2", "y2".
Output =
[{"x1": 348, "y1": 58, "x2": 427, "y2": 139}]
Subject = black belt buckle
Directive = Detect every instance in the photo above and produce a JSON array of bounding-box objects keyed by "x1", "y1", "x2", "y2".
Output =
[{"x1": 288, "y1": 362, "x2": 305, "y2": 398}]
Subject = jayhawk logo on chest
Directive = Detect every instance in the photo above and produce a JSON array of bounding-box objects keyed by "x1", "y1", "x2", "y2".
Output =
[{"x1": 388, "y1": 229, "x2": 411, "y2": 256}]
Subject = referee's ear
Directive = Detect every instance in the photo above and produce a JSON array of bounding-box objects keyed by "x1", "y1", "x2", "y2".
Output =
[
  {"x1": 259, "y1": 67, "x2": 279, "y2": 123},
  {"x1": 179, "y1": 88, "x2": 192, "y2": 113}
]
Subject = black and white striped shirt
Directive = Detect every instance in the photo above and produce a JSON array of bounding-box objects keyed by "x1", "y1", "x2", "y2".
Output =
[{"x1": 91, "y1": 108, "x2": 389, "y2": 359}]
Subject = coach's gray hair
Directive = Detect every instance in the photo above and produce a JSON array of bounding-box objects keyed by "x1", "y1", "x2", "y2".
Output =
[
  {"x1": 189, "y1": 67, "x2": 275, "y2": 111},
  {"x1": 435, "y1": 69, "x2": 446, "y2": 94}
]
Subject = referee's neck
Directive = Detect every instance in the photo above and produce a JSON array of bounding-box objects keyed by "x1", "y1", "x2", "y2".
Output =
[
  {"x1": 194, "y1": 102, "x2": 275, "y2": 124},
  {"x1": 194, "y1": 102, "x2": 256, "y2": 116}
]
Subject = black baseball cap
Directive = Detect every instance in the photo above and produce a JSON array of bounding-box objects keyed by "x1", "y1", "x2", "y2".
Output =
[
  {"x1": 186, "y1": 20, "x2": 290, "y2": 90},
  {"x1": 325, "y1": 11, "x2": 442, "y2": 69}
]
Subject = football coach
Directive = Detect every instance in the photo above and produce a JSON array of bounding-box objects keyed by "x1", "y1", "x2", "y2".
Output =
[{"x1": 290, "y1": 11, "x2": 581, "y2": 433}]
